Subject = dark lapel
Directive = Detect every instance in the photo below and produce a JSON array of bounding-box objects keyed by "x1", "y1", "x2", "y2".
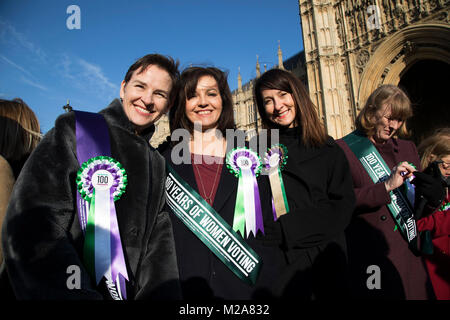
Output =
[
  {"x1": 212, "y1": 164, "x2": 237, "y2": 213},
  {"x1": 180, "y1": 162, "x2": 199, "y2": 192}
]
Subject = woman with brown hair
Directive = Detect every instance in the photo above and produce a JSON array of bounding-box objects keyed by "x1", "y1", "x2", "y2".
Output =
[
  {"x1": 0, "y1": 98, "x2": 42, "y2": 265},
  {"x1": 253, "y1": 68, "x2": 355, "y2": 299},
  {"x1": 337, "y1": 84, "x2": 434, "y2": 299},
  {"x1": 0, "y1": 98, "x2": 41, "y2": 178},
  {"x1": 159, "y1": 66, "x2": 283, "y2": 300}
]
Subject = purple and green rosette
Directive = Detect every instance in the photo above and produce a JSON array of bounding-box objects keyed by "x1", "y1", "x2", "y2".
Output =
[
  {"x1": 264, "y1": 144, "x2": 290, "y2": 220},
  {"x1": 226, "y1": 147, "x2": 264, "y2": 238},
  {"x1": 76, "y1": 156, "x2": 129, "y2": 300}
]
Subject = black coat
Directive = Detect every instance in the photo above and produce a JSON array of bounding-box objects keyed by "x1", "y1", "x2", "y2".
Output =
[
  {"x1": 1, "y1": 99, "x2": 181, "y2": 300},
  {"x1": 160, "y1": 143, "x2": 285, "y2": 300},
  {"x1": 267, "y1": 127, "x2": 356, "y2": 299}
]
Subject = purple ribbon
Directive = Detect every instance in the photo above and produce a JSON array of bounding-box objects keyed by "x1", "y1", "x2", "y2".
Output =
[
  {"x1": 75, "y1": 111, "x2": 111, "y2": 230},
  {"x1": 230, "y1": 149, "x2": 264, "y2": 236},
  {"x1": 74, "y1": 110, "x2": 128, "y2": 299},
  {"x1": 271, "y1": 198, "x2": 277, "y2": 221}
]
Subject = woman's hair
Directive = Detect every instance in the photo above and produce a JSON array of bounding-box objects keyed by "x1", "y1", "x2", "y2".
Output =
[
  {"x1": 169, "y1": 66, "x2": 235, "y2": 136},
  {"x1": 356, "y1": 84, "x2": 412, "y2": 138},
  {"x1": 417, "y1": 127, "x2": 450, "y2": 169},
  {"x1": 254, "y1": 68, "x2": 327, "y2": 147},
  {"x1": 123, "y1": 54, "x2": 180, "y2": 108},
  {"x1": 0, "y1": 98, "x2": 41, "y2": 177}
]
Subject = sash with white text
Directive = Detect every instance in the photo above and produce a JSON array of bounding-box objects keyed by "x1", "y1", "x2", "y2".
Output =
[
  {"x1": 343, "y1": 131, "x2": 418, "y2": 246},
  {"x1": 165, "y1": 164, "x2": 261, "y2": 285}
]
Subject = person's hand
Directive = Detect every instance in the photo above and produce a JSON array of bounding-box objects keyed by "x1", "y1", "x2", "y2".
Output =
[
  {"x1": 384, "y1": 161, "x2": 416, "y2": 192},
  {"x1": 411, "y1": 171, "x2": 446, "y2": 209}
]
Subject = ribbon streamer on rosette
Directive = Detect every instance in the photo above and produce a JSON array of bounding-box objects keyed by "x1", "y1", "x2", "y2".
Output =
[
  {"x1": 264, "y1": 144, "x2": 290, "y2": 220},
  {"x1": 76, "y1": 156, "x2": 129, "y2": 299},
  {"x1": 401, "y1": 162, "x2": 416, "y2": 208},
  {"x1": 226, "y1": 148, "x2": 264, "y2": 238}
]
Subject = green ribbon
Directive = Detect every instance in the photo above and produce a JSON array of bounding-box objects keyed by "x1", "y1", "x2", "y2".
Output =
[
  {"x1": 278, "y1": 168, "x2": 290, "y2": 214},
  {"x1": 165, "y1": 164, "x2": 261, "y2": 285},
  {"x1": 83, "y1": 189, "x2": 96, "y2": 279},
  {"x1": 343, "y1": 131, "x2": 418, "y2": 247}
]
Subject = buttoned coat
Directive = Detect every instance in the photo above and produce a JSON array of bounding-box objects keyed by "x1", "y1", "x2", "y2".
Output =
[
  {"x1": 1, "y1": 99, "x2": 181, "y2": 300},
  {"x1": 337, "y1": 135, "x2": 434, "y2": 299},
  {"x1": 266, "y1": 127, "x2": 355, "y2": 299}
]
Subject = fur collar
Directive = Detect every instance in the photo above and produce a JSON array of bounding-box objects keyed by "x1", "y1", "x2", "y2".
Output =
[{"x1": 99, "y1": 99, "x2": 155, "y2": 142}]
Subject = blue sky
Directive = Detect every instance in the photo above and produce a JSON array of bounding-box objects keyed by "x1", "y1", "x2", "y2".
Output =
[{"x1": 0, "y1": 0, "x2": 304, "y2": 133}]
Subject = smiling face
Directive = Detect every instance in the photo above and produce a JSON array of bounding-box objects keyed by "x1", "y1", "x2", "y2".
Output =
[
  {"x1": 370, "y1": 104, "x2": 404, "y2": 144},
  {"x1": 120, "y1": 65, "x2": 173, "y2": 132},
  {"x1": 185, "y1": 75, "x2": 223, "y2": 131},
  {"x1": 261, "y1": 89, "x2": 297, "y2": 128}
]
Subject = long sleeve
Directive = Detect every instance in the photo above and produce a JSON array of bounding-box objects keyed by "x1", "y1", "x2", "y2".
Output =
[
  {"x1": 134, "y1": 155, "x2": 181, "y2": 300},
  {"x1": 354, "y1": 179, "x2": 391, "y2": 211},
  {"x1": 1, "y1": 113, "x2": 102, "y2": 299},
  {"x1": 336, "y1": 138, "x2": 420, "y2": 214},
  {"x1": 278, "y1": 141, "x2": 355, "y2": 249},
  {"x1": 135, "y1": 209, "x2": 181, "y2": 300}
]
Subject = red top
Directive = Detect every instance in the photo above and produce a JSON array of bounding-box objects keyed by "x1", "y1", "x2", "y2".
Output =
[
  {"x1": 417, "y1": 192, "x2": 450, "y2": 300},
  {"x1": 191, "y1": 153, "x2": 224, "y2": 206}
]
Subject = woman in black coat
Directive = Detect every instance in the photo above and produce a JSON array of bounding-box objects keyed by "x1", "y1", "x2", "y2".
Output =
[
  {"x1": 1, "y1": 54, "x2": 182, "y2": 300},
  {"x1": 253, "y1": 68, "x2": 356, "y2": 299},
  {"x1": 159, "y1": 67, "x2": 285, "y2": 300}
]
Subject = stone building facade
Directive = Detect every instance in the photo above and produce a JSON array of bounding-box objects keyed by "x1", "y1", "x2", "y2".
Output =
[
  {"x1": 151, "y1": 44, "x2": 308, "y2": 147},
  {"x1": 299, "y1": 0, "x2": 450, "y2": 142},
  {"x1": 151, "y1": 0, "x2": 449, "y2": 147}
]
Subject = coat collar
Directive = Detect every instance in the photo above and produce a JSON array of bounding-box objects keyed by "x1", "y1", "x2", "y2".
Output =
[
  {"x1": 280, "y1": 129, "x2": 335, "y2": 165},
  {"x1": 99, "y1": 99, "x2": 155, "y2": 142}
]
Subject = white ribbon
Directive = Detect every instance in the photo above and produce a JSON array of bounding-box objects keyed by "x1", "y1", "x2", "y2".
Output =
[{"x1": 242, "y1": 168, "x2": 256, "y2": 237}]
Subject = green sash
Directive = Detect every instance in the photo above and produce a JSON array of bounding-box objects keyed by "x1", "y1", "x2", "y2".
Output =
[
  {"x1": 343, "y1": 131, "x2": 418, "y2": 246},
  {"x1": 165, "y1": 164, "x2": 261, "y2": 285}
]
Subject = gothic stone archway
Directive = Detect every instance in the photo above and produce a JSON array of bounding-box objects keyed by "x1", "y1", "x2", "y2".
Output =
[{"x1": 357, "y1": 22, "x2": 450, "y2": 143}]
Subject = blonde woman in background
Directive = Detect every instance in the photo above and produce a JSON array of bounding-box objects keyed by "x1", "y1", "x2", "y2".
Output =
[{"x1": 0, "y1": 98, "x2": 42, "y2": 264}]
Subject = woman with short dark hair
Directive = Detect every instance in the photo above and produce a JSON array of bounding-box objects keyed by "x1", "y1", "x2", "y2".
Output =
[
  {"x1": 2, "y1": 54, "x2": 183, "y2": 300},
  {"x1": 253, "y1": 68, "x2": 355, "y2": 299}
]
